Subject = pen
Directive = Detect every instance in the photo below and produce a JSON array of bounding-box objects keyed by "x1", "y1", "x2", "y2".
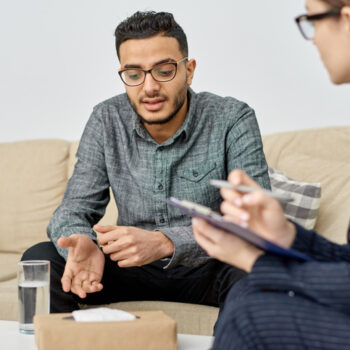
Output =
[{"x1": 210, "y1": 179, "x2": 294, "y2": 203}]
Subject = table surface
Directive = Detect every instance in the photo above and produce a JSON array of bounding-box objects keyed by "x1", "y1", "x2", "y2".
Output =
[{"x1": 0, "y1": 320, "x2": 214, "y2": 350}]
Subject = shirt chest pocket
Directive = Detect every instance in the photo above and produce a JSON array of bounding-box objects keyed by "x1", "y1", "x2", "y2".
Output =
[
  {"x1": 176, "y1": 161, "x2": 222, "y2": 206},
  {"x1": 180, "y1": 162, "x2": 217, "y2": 182}
]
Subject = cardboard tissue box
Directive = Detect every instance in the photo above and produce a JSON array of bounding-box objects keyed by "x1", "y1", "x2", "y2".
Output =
[{"x1": 34, "y1": 310, "x2": 177, "y2": 350}]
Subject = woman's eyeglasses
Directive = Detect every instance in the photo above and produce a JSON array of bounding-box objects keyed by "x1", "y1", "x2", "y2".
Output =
[{"x1": 295, "y1": 8, "x2": 341, "y2": 40}]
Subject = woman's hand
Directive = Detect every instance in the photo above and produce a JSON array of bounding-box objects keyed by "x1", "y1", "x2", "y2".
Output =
[
  {"x1": 192, "y1": 217, "x2": 264, "y2": 272},
  {"x1": 221, "y1": 169, "x2": 296, "y2": 249},
  {"x1": 192, "y1": 169, "x2": 296, "y2": 271}
]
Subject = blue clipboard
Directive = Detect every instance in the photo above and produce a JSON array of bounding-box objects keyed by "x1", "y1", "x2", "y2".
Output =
[{"x1": 165, "y1": 197, "x2": 314, "y2": 262}]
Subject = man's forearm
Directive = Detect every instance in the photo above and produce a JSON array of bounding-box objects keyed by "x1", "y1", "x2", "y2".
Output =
[
  {"x1": 47, "y1": 209, "x2": 98, "y2": 260},
  {"x1": 47, "y1": 107, "x2": 111, "y2": 260}
]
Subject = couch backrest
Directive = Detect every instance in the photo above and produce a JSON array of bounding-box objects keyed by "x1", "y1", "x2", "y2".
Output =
[
  {"x1": 0, "y1": 140, "x2": 71, "y2": 253},
  {"x1": 0, "y1": 139, "x2": 118, "y2": 255},
  {"x1": 263, "y1": 126, "x2": 350, "y2": 244},
  {"x1": 1, "y1": 126, "x2": 349, "y2": 254}
]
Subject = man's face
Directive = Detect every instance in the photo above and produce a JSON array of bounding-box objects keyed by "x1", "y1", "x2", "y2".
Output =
[{"x1": 119, "y1": 34, "x2": 195, "y2": 124}]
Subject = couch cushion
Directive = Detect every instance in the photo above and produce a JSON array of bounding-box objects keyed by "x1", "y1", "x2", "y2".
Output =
[
  {"x1": 0, "y1": 140, "x2": 70, "y2": 253},
  {"x1": 278, "y1": 153, "x2": 350, "y2": 244},
  {"x1": 269, "y1": 167, "x2": 321, "y2": 229},
  {"x1": 263, "y1": 127, "x2": 350, "y2": 243},
  {"x1": 0, "y1": 278, "x2": 18, "y2": 321},
  {"x1": 0, "y1": 253, "x2": 22, "y2": 282}
]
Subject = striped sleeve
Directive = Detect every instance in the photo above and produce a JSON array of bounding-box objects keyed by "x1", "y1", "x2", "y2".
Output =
[
  {"x1": 249, "y1": 254, "x2": 350, "y2": 314},
  {"x1": 290, "y1": 222, "x2": 350, "y2": 262}
]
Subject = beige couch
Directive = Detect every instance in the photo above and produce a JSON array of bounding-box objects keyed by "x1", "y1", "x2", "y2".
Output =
[{"x1": 1, "y1": 126, "x2": 350, "y2": 335}]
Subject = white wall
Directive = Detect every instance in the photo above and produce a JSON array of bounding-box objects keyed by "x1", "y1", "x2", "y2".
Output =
[{"x1": 1, "y1": 0, "x2": 349, "y2": 142}]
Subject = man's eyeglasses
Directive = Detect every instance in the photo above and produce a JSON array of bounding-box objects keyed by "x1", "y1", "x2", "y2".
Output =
[
  {"x1": 118, "y1": 57, "x2": 188, "y2": 87},
  {"x1": 295, "y1": 8, "x2": 341, "y2": 40}
]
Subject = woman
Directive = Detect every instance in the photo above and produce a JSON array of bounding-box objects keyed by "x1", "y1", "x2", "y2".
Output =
[{"x1": 193, "y1": 0, "x2": 350, "y2": 349}]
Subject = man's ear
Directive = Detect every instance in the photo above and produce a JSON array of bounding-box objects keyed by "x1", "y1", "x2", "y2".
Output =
[
  {"x1": 341, "y1": 6, "x2": 350, "y2": 34},
  {"x1": 186, "y1": 59, "x2": 196, "y2": 86}
]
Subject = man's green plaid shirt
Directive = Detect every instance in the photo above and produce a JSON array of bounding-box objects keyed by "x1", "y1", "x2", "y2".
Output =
[{"x1": 48, "y1": 88, "x2": 270, "y2": 268}]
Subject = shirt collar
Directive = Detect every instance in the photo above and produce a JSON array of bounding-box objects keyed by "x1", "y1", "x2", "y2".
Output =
[{"x1": 132, "y1": 111, "x2": 149, "y2": 140}]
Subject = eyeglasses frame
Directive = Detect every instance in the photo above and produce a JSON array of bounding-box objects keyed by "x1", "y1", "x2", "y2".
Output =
[
  {"x1": 118, "y1": 57, "x2": 188, "y2": 87},
  {"x1": 295, "y1": 8, "x2": 342, "y2": 40}
]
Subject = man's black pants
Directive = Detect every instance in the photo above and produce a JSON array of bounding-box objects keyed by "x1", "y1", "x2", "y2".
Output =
[{"x1": 22, "y1": 242, "x2": 246, "y2": 313}]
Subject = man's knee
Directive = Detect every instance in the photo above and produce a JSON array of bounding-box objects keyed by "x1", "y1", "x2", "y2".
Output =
[
  {"x1": 216, "y1": 263, "x2": 247, "y2": 306},
  {"x1": 22, "y1": 241, "x2": 60, "y2": 261}
]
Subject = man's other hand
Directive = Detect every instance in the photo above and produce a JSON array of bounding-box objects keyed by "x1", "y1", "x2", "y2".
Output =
[{"x1": 95, "y1": 225, "x2": 174, "y2": 268}]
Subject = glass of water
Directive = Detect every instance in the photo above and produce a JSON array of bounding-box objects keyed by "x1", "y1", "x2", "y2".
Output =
[{"x1": 17, "y1": 260, "x2": 50, "y2": 334}]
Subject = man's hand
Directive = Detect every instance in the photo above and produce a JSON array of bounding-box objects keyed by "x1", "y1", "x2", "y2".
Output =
[
  {"x1": 57, "y1": 234, "x2": 105, "y2": 299},
  {"x1": 95, "y1": 225, "x2": 174, "y2": 268}
]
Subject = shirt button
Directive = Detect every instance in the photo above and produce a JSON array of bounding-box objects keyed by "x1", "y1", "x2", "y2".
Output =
[
  {"x1": 160, "y1": 218, "x2": 165, "y2": 223},
  {"x1": 158, "y1": 184, "x2": 163, "y2": 190},
  {"x1": 288, "y1": 290, "x2": 295, "y2": 297},
  {"x1": 193, "y1": 171, "x2": 199, "y2": 178}
]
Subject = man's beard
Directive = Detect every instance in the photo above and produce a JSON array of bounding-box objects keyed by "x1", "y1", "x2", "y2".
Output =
[{"x1": 129, "y1": 84, "x2": 188, "y2": 126}]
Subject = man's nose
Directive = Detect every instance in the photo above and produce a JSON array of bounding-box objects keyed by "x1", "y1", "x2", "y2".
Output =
[{"x1": 143, "y1": 72, "x2": 161, "y2": 95}]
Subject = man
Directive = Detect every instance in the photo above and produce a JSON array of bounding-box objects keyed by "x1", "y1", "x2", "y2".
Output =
[{"x1": 22, "y1": 11, "x2": 270, "y2": 313}]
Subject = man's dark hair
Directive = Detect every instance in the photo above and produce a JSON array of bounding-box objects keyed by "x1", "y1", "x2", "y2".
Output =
[{"x1": 114, "y1": 11, "x2": 188, "y2": 59}]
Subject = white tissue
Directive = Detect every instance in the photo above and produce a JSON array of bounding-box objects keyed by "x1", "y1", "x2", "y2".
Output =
[{"x1": 72, "y1": 307, "x2": 137, "y2": 322}]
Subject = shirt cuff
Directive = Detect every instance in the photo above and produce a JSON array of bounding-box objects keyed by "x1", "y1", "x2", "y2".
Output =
[
  {"x1": 48, "y1": 227, "x2": 97, "y2": 261},
  {"x1": 156, "y1": 226, "x2": 210, "y2": 269}
]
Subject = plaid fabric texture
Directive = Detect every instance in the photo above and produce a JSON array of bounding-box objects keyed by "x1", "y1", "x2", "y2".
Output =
[
  {"x1": 269, "y1": 167, "x2": 321, "y2": 229},
  {"x1": 47, "y1": 88, "x2": 270, "y2": 267}
]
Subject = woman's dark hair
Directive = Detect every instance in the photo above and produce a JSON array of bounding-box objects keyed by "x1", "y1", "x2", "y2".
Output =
[
  {"x1": 114, "y1": 11, "x2": 188, "y2": 59},
  {"x1": 322, "y1": 0, "x2": 350, "y2": 7}
]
